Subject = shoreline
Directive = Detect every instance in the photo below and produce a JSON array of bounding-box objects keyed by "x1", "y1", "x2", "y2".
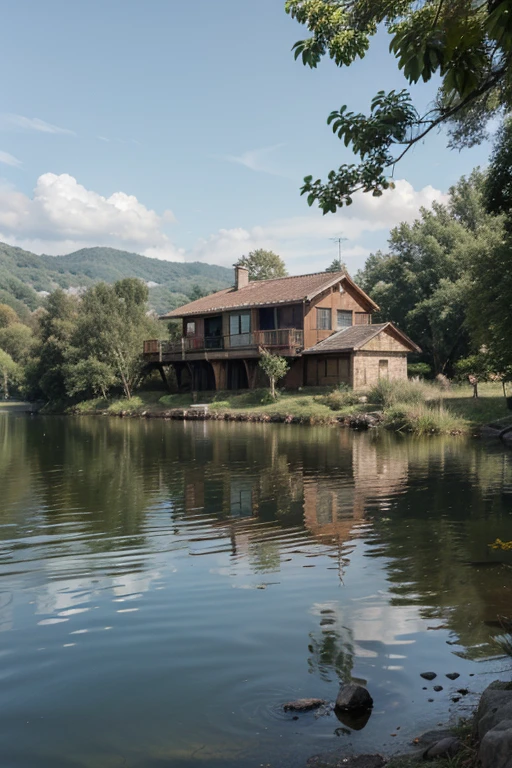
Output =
[
  {"x1": 6, "y1": 381, "x2": 512, "y2": 441},
  {"x1": 302, "y1": 679, "x2": 512, "y2": 767}
]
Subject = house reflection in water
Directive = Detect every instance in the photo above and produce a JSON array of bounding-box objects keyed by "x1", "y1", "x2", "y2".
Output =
[{"x1": 181, "y1": 427, "x2": 409, "y2": 560}]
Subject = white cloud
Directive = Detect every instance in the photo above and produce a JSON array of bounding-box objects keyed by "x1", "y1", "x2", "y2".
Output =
[
  {"x1": 0, "y1": 113, "x2": 75, "y2": 136},
  {"x1": 0, "y1": 150, "x2": 21, "y2": 168},
  {"x1": 222, "y1": 143, "x2": 287, "y2": 176},
  {"x1": 190, "y1": 179, "x2": 447, "y2": 272},
  {"x1": 0, "y1": 172, "x2": 183, "y2": 260},
  {"x1": 0, "y1": 173, "x2": 446, "y2": 272}
]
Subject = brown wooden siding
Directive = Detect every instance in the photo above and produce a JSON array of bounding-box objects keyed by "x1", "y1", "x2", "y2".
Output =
[{"x1": 303, "y1": 284, "x2": 372, "y2": 349}]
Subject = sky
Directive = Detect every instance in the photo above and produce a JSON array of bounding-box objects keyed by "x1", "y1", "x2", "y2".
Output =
[{"x1": 0, "y1": 0, "x2": 495, "y2": 275}]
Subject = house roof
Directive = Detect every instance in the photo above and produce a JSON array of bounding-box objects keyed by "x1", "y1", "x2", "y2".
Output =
[
  {"x1": 303, "y1": 322, "x2": 421, "y2": 354},
  {"x1": 160, "y1": 271, "x2": 379, "y2": 318}
]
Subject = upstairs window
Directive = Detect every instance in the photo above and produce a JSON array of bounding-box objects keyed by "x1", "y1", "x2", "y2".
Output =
[
  {"x1": 229, "y1": 312, "x2": 251, "y2": 336},
  {"x1": 317, "y1": 308, "x2": 332, "y2": 330},
  {"x1": 186, "y1": 321, "x2": 196, "y2": 336},
  {"x1": 337, "y1": 310, "x2": 352, "y2": 329}
]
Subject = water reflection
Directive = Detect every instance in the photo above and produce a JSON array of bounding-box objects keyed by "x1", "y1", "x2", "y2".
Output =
[{"x1": 0, "y1": 414, "x2": 511, "y2": 767}]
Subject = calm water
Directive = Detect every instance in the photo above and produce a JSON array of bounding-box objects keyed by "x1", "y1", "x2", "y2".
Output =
[{"x1": 0, "y1": 415, "x2": 511, "y2": 768}]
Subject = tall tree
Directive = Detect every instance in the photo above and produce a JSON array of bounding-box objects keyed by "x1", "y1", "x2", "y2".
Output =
[
  {"x1": 68, "y1": 278, "x2": 158, "y2": 400},
  {"x1": 235, "y1": 250, "x2": 288, "y2": 281},
  {"x1": 285, "y1": 0, "x2": 512, "y2": 212},
  {"x1": 356, "y1": 172, "x2": 498, "y2": 374},
  {"x1": 29, "y1": 290, "x2": 78, "y2": 401},
  {"x1": 0, "y1": 323, "x2": 35, "y2": 364},
  {"x1": 0, "y1": 304, "x2": 19, "y2": 329},
  {"x1": 0, "y1": 349, "x2": 20, "y2": 400}
]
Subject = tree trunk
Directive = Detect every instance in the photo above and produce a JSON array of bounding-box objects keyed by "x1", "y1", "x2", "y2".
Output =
[
  {"x1": 473, "y1": 381, "x2": 478, "y2": 398},
  {"x1": 270, "y1": 375, "x2": 275, "y2": 399},
  {"x1": 2, "y1": 372, "x2": 7, "y2": 400}
]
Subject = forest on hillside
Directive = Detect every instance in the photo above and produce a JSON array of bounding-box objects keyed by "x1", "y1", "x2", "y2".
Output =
[{"x1": 0, "y1": 242, "x2": 232, "y2": 319}]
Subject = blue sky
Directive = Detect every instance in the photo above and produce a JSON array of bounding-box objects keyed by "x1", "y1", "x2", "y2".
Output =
[{"x1": 0, "y1": 0, "x2": 493, "y2": 274}]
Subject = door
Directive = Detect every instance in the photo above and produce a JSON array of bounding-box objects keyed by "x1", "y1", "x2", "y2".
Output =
[{"x1": 204, "y1": 315, "x2": 223, "y2": 349}]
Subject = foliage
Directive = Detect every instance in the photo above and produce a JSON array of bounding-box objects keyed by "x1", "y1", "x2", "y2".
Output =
[
  {"x1": 0, "y1": 303, "x2": 19, "y2": 328},
  {"x1": 316, "y1": 385, "x2": 359, "y2": 410},
  {"x1": 356, "y1": 171, "x2": 497, "y2": 374},
  {"x1": 454, "y1": 353, "x2": 496, "y2": 398},
  {"x1": 235, "y1": 249, "x2": 288, "y2": 281},
  {"x1": 0, "y1": 241, "x2": 232, "y2": 317},
  {"x1": 325, "y1": 258, "x2": 347, "y2": 273},
  {"x1": 28, "y1": 289, "x2": 79, "y2": 401},
  {"x1": 188, "y1": 284, "x2": 209, "y2": 301},
  {"x1": 0, "y1": 349, "x2": 21, "y2": 399},
  {"x1": 0, "y1": 322, "x2": 35, "y2": 364},
  {"x1": 407, "y1": 362, "x2": 431, "y2": 379},
  {"x1": 286, "y1": 0, "x2": 512, "y2": 213},
  {"x1": 484, "y1": 117, "x2": 512, "y2": 216},
  {"x1": 64, "y1": 358, "x2": 117, "y2": 400},
  {"x1": 70, "y1": 278, "x2": 159, "y2": 400},
  {"x1": 258, "y1": 351, "x2": 290, "y2": 399}
]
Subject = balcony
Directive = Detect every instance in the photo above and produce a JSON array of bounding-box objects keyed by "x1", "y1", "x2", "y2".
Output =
[{"x1": 143, "y1": 329, "x2": 304, "y2": 363}]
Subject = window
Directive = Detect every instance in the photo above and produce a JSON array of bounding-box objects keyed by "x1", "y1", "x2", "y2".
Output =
[
  {"x1": 229, "y1": 312, "x2": 251, "y2": 336},
  {"x1": 229, "y1": 312, "x2": 251, "y2": 347},
  {"x1": 337, "y1": 310, "x2": 352, "y2": 329},
  {"x1": 317, "y1": 308, "x2": 332, "y2": 330},
  {"x1": 186, "y1": 321, "x2": 196, "y2": 336},
  {"x1": 379, "y1": 359, "x2": 389, "y2": 379}
]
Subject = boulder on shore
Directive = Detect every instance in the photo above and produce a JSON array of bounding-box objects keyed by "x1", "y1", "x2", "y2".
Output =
[{"x1": 335, "y1": 684, "x2": 373, "y2": 711}]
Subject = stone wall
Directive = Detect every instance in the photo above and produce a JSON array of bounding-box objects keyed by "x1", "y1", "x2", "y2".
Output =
[{"x1": 352, "y1": 351, "x2": 407, "y2": 390}]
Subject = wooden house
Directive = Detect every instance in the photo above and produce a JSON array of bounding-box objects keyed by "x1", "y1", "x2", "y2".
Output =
[{"x1": 143, "y1": 265, "x2": 420, "y2": 391}]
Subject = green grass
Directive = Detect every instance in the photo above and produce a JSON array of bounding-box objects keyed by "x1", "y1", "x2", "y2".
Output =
[
  {"x1": 435, "y1": 382, "x2": 512, "y2": 430},
  {"x1": 383, "y1": 402, "x2": 468, "y2": 435}
]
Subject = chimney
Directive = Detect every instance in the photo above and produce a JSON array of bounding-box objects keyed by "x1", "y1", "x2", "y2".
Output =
[{"x1": 234, "y1": 265, "x2": 249, "y2": 290}]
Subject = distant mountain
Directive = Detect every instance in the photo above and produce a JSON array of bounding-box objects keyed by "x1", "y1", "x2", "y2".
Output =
[{"x1": 0, "y1": 243, "x2": 232, "y2": 317}]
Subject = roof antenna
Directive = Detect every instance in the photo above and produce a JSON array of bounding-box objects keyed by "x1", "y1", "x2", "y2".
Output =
[{"x1": 329, "y1": 236, "x2": 348, "y2": 269}]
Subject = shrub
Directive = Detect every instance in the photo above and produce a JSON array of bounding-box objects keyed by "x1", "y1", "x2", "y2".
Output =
[
  {"x1": 258, "y1": 351, "x2": 289, "y2": 399},
  {"x1": 368, "y1": 378, "x2": 432, "y2": 407},
  {"x1": 316, "y1": 386, "x2": 359, "y2": 411},
  {"x1": 383, "y1": 402, "x2": 466, "y2": 435}
]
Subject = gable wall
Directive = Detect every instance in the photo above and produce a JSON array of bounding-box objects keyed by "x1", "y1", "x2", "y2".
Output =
[
  {"x1": 304, "y1": 283, "x2": 372, "y2": 348},
  {"x1": 361, "y1": 331, "x2": 410, "y2": 353}
]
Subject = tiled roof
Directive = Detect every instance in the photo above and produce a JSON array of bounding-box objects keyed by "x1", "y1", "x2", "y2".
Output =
[
  {"x1": 161, "y1": 271, "x2": 378, "y2": 318},
  {"x1": 303, "y1": 322, "x2": 421, "y2": 353}
]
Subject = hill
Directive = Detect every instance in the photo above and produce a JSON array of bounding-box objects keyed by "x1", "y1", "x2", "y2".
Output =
[{"x1": 0, "y1": 242, "x2": 232, "y2": 317}]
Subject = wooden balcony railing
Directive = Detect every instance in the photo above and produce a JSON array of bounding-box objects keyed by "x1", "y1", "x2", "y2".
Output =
[{"x1": 143, "y1": 329, "x2": 304, "y2": 360}]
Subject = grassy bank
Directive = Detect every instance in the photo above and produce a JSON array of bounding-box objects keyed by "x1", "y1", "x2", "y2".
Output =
[{"x1": 65, "y1": 379, "x2": 512, "y2": 436}]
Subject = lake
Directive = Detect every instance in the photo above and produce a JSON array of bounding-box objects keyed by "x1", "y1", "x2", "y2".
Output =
[{"x1": 0, "y1": 414, "x2": 511, "y2": 767}]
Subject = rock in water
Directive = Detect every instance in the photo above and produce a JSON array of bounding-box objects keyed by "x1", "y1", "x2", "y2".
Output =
[
  {"x1": 335, "y1": 684, "x2": 373, "y2": 711},
  {"x1": 446, "y1": 672, "x2": 460, "y2": 680},
  {"x1": 420, "y1": 672, "x2": 437, "y2": 681},
  {"x1": 283, "y1": 698, "x2": 327, "y2": 712}
]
